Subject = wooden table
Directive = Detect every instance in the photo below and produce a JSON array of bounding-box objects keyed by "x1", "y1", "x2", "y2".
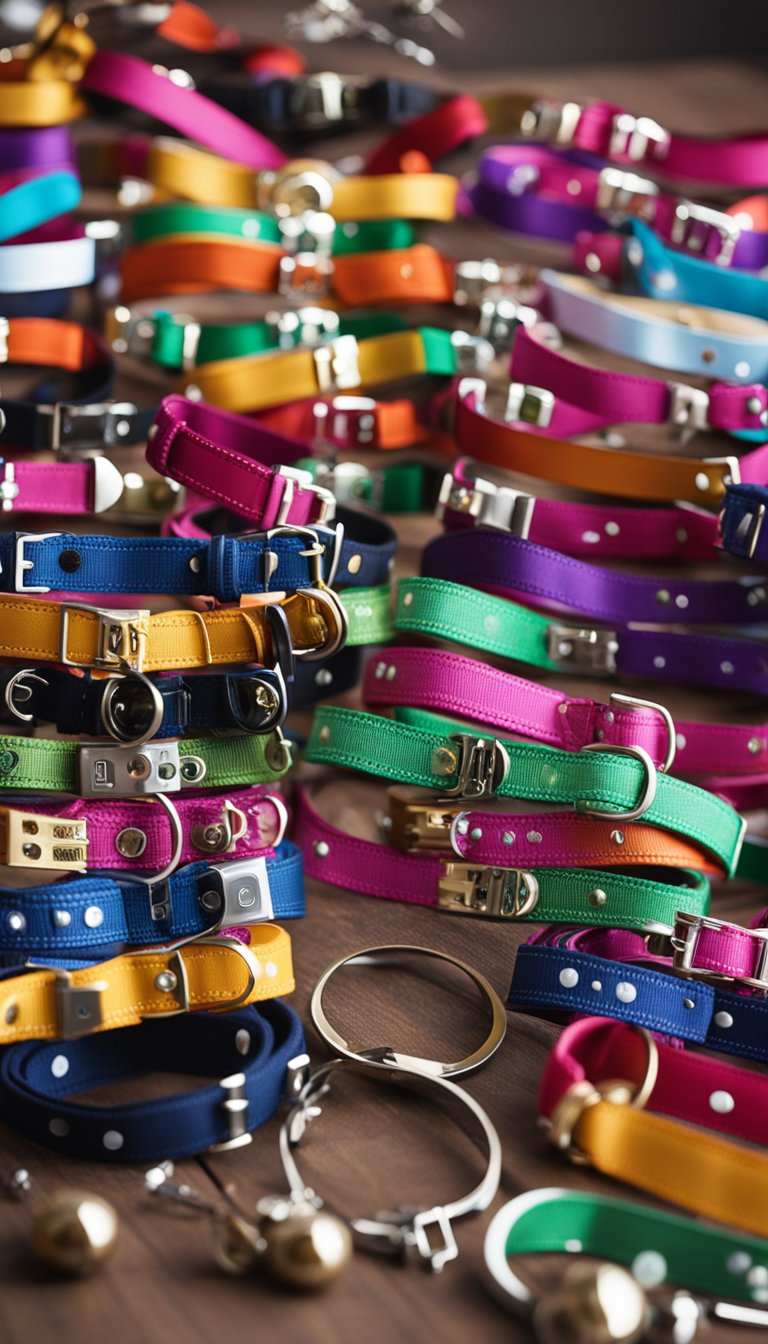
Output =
[{"x1": 0, "y1": 47, "x2": 765, "y2": 1344}]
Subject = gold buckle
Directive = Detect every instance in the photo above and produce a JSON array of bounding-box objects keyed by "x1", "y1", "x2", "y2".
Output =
[
  {"x1": 59, "y1": 603, "x2": 150, "y2": 672},
  {"x1": 547, "y1": 1027, "x2": 659, "y2": 1163},
  {"x1": 386, "y1": 787, "x2": 458, "y2": 851},
  {"x1": 0, "y1": 807, "x2": 88, "y2": 871},
  {"x1": 437, "y1": 862, "x2": 539, "y2": 918}
]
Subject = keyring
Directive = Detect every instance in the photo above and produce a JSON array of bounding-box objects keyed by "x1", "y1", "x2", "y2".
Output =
[{"x1": 310, "y1": 944, "x2": 507, "y2": 1077}]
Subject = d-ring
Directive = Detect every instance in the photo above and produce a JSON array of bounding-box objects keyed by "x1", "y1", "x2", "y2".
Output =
[
  {"x1": 574, "y1": 742, "x2": 658, "y2": 822},
  {"x1": 293, "y1": 586, "x2": 349, "y2": 661},
  {"x1": 118, "y1": 792, "x2": 184, "y2": 888},
  {"x1": 310, "y1": 944, "x2": 507, "y2": 1078},
  {"x1": 101, "y1": 670, "x2": 164, "y2": 747}
]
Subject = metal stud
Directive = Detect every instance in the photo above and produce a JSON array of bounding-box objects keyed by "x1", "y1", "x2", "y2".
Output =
[
  {"x1": 469, "y1": 827, "x2": 482, "y2": 841},
  {"x1": 385, "y1": 666, "x2": 396, "y2": 681},
  {"x1": 588, "y1": 889, "x2": 607, "y2": 907},
  {"x1": 84, "y1": 907, "x2": 104, "y2": 929},
  {"x1": 402, "y1": 591, "x2": 413, "y2": 607},
  {"x1": 694, "y1": 472, "x2": 710, "y2": 491},
  {"x1": 502, "y1": 831, "x2": 515, "y2": 845},
  {"x1": 6, "y1": 911, "x2": 25, "y2": 933},
  {"x1": 313, "y1": 840, "x2": 329, "y2": 859},
  {"x1": 155, "y1": 970, "x2": 178, "y2": 993},
  {"x1": 347, "y1": 555, "x2": 362, "y2": 574},
  {"x1": 611, "y1": 830, "x2": 624, "y2": 845},
  {"x1": 116, "y1": 827, "x2": 147, "y2": 859},
  {"x1": 52, "y1": 909, "x2": 72, "y2": 928},
  {"x1": 4, "y1": 1000, "x2": 17, "y2": 1024},
  {"x1": 431, "y1": 746, "x2": 457, "y2": 776},
  {"x1": 319, "y1": 725, "x2": 331, "y2": 743},
  {"x1": 746, "y1": 395, "x2": 763, "y2": 415},
  {"x1": 682, "y1": 997, "x2": 696, "y2": 1009},
  {"x1": 674, "y1": 594, "x2": 688, "y2": 609},
  {"x1": 315, "y1": 669, "x2": 333, "y2": 686},
  {"x1": 235, "y1": 1029, "x2": 251, "y2": 1055}
]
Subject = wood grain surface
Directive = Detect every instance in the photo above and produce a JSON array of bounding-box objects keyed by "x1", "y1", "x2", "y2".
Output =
[{"x1": 0, "y1": 43, "x2": 765, "y2": 1344}]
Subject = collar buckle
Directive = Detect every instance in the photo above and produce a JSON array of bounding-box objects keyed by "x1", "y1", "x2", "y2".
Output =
[
  {"x1": 39, "y1": 401, "x2": 140, "y2": 453},
  {"x1": 0, "y1": 807, "x2": 88, "y2": 871},
  {"x1": 385, "y1": 788, "x2": 457, "y2": 851},
  {"x1": 478, "y1": 297, "x2": 540, "y2": 352},
  {"x1": 520, "y1": 98, "x2": 585, "y2": 145},
  {"x1": 197, "y1": 857, "x2": 274, "y2": 932},
  {"x1": 272, "y1": 470, "x2": 337, "y2": 527},
  {"x1": 433, "y1": 732, "x2": 510, "y2": 799},
  {"x1": 668, "y1": 382, "x2": 710, "y2": 433},
  {"x1": 77, "y1": 740, "x2": 183, "y2": 798},
  {"x1": 672, "y1": 911, "x2": 768, "y2": 990},
  {"x1": 505, "y1": 382, "x2": 555, "y2": 428},
  {"x1": 450, "y1": 330, "x2": 495, "y2": 374},
  {"x1": 438, "y1": 862, "x2": 539, "y2": 918},
  {"x1": 453, "y1": 259, "x2": 530, "y2": 307},
  {"x1": 312, "y1": 395, "x2": 378, "y2": 449},
  {"x1": 547, "y1": 623, "x2": 619, "y2": 675},
  {"x1": 595, "y1": 166, "x2": 659, "y2": 215},
  {"x1": 286, "y1": 72, "x2": 361, "y2": 130},
  {"x1": 266, "y1": 305, "x2": 340, "y2": 349},
  {"x1": 436, "y1": 468, "x2": 534, "y2": 537},
  {"x1": 671, "y1": 201, "x2": 741, "y2": 266},
  {"x1": 54, "y1": 970, "x2": 107, "y2": 1039},
  {"x1": 312, "y1": 335, "x2": 362, "y2": 395},
  {"x1": 14, "y1": 532, "x2": 63, "y2": 593},
  {"x1": 108, "y1": 306, "x2": 158, "y2": 358},
  {"x1": 60, "y1": 603, "x2": 150, "y2": 672},
  {"x1": 609, "y1": 112, "x2": 671, "y2": 162}
]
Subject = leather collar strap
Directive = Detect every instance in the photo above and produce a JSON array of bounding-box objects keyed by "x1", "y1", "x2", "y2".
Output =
[
  {"x1": 538, "y1": 1016, "x2": 768, "y2": 1238},
  {"x1": 0, "y1": 729, "x2": 292, "y2": 795},
  {"x1": 453, "y1": 377, "x2": 756, "y2": 511},
  {"x1": 80, "y1": 50, "x2": 287, "y2": 170},
  {"x1": 720, "y1": 483, "x2": 768, "y2": 561},
  {"x1": 0, "y1": 170, "x2": 80, "y2": 242},
  {"x1": 468, "y1": 144, "x2": 741, "y2": 265},
  {"x1": 179, "y1": 328, "x2": 469, "y2": 416},
  {"x1": 394, "y1": 576, "x2": 768, "y2": 698},
  {"x1": 0, "y1": 588, "x2": 344, "y2": 671},
  {"x1": 363, "y1": 647, "x2": 676, "y2": 772},
  {"x1": 542, "y1": 270, "x2": 768, "y2": 385},
  {"x1": 0, "y1": 64, "x2": 84, "y2": 125},
  {"x1": 0, "y1": 456, "x2": 126, "y2": 517},
  {"x1": 576, "y1": 218, "x2": 768, "y2": 321},
  {"x1": 0, "y1": 928, "x2": 293, "y2": 1044},
  {"x1": 293, "y1": 784, "x2": 710, "y2": 929},
  {"x1": 0, "y1": 225, "x2": 95, "y2": 297},
  {"x1": 510, "y1": 323, "x2": 768, "y2": 438},
  {"x1": 0, "y1": 317, "x2": 154, "y2": 451},
  {"x1": 305, "y1": 705, "x2": 745, "y2": 875},
  {"x1": 0, "y1": 1000, "x2": 304, "y2": 1163},
  {"x1": 119, "y1": 238, "x2": 455, "y2": 306},
  {"x1": 422, "y1": 528, "x2": 768, "y2": 627},
  {"x1": 485, "y1": 1186, "x2": 768, "y2": 1323},
  {"x1": 437, "y1": 460, "x2": 721, "y2": 562},
  {"x1": 0, "y1": 846, "x2": 304, "y2": 959},
  {"x1": 0, "y1": 786, "x2": 287, "y2": 874}
]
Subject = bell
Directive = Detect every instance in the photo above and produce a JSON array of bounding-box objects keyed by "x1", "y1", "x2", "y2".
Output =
[
  {"x1": 534, "y1": 1262, "x2": 651, "y2": 1344},
  {"x1": 31, "y1": 1190, "x2": 119, "y2": 1276},
  {"x1": 256, "y1": 1196, "x2": 353, "y2": 1291},
  {"x1": 211, "y1": 1214, "x2": 265, "y2": 1277}
]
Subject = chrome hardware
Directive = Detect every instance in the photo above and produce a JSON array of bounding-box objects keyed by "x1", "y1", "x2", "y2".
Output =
[
  {"x1": 224, "y1": 667, "x2": 289, "y2": 733},
  {"x1": 13, "y1": 532, "x2": 62, "y2": 593},
  {"x1": 672, "y1": 912, "x2": 768, "y2": 990},
  {"x1": 437, "y1": 863, "x2": 539, "y2": 918},
  {"x1": 284, "y1": 1052, "x2": 312, "y2": 1100},
  {"x1": 433, "y1": 733, "x2": 510, "y2": 799},
  {"x1": 278, "y1": 250, "x2": 334, "y2": 301},
  {"x1": 450, "y1": 330, "x2": 495, "y2": 374},
  {"x1": 77, "y1": 740, "x2": 181, "y2": 798},
  {"x1": 519, "y1": 98, "x2": 585, "y2": 146},
  {"x1": 108, "y1": 305, "x2": 159, "y2": 357},
  {"x1": 38, "y1": 400, "x2": 140, "y2": 452},
  {"x1": 311, "y1": 460, "x2": 383, "y2": 509},
  {"x1": 208, "y1": 1072, "x2": 252, "y2": 1152},
  {"x1": 286, "y1": 72, "x2": 363, "y2": 130},
  {"x1": 0, "y1": 460, "x2": 18, "y2": 511},
  {"x1": 312, "y1": 335, "x2": 361, "y2": 394},
  {"x1": 54, "y1": 970, "x2": 107, "y2": 1039},
  {"x1": 386, "y1": 788, "x2": 457, "y2": 851},
  {"x1": 100, "y1": 671, "x2": 164, "y2": 747},
  {"x1": 102, "y1": 469, "x2": 184, "y2": 523},
  {"x1": 547, "y1": 623, "x2": 619, "y2": 675},
  {"x1": 671, "y1": 201, "x2": 741, "y2": 266},
  {"x1": 477, "y1": 297, "x2": 539, "y2": 351},
  {"x1": 668, "y1": 382, "x2": 710, "y2": 433},
  {"x1": 453, "y1": 258, "x2": 530, "y2": 308},
  {"x1": 266, "y1": 305, "x2": 340, "y2": 349},
  {"x1": 595, "y1": 166, "x2": 659, "y2": 216},
  {"x1": 609, "y1": 112, "x2": 671, "y2": 162},
  {"x1": 197, "y1": 857, "x2": 274, "y2": 932},
  {"x1": 60, "y1": 603, "x2": 150, "y2": 672},
  {"x1": 743, "y1": 500, "x2": 766, "y2": 560},
  {"x1": 0, "y1": 316, "x2": 8, "y2": 362},
  {"x1": 151, "y1": 64, "x2": 195, "y2": 89},
  {"x1": 91, "y1": 456, "x2": 127, "y2": 514},
  {"x1": 0, "y1": 807, "x2": 88, "y2": 872},
  {"x1": 701, "y1": 454, "x2": 742, "y2": 489},
  {"x1": 608, "y1": 691, "x2": 676, "y2": 774},
  {"x1": 256, "y1": 162, "x2": 338, "y2": 218},
  {"x1": 575, "y1": 742, "x2": 658, "y2": 823},
  {"x1": 505, "y1": 382, "x2": 555, "y2": 428},
  {"x1": 190, "y1": 800, "x2": 249, "y2": 856},
  {"x1": 436, "y1": 469, "x2": 534, "y2": 538},
  {"x1": 259, "y1": 521, "x2": 342, "y2": 589},
  {"x1": 273, "y1": 467, "x2": 336, "y2": 527},
  {"x1": 86, "y1": 217, "x2": 124, "y2": 271},
  {"x1": 311, "y1": 395, "x2": 378, "y2": 448},
  {"x1": 3, "y1": 668, "x2": 46, "y2": 723}
]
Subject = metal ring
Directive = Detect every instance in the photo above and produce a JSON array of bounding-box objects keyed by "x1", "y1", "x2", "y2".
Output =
[
  {"x1": 309, "y1": 944, "x2": 507, "y2": 1078},
  {"x1": 574, "y1": 742, "x2": 658, "y2": 822},
  {"x1": 117, "y1": 793, "x2": 184, "y2": 887},
  {"x1": 608, "y1": 691, "x2": 676, "y2": 774},
  {"x1": 101, "y1": 671, "x2": 164, "y2": 747}
]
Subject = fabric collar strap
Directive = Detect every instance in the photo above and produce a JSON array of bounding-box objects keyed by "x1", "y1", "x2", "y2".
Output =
[
  {"x1": 0, "y1": 170, "x2": 80, "y2": 242},
  {"x1": 0, "y1": 456, "x2": 125, "y2": 517},
  {"x1": 292, "y1": 784, "x2": 709, "y2": 930},
  {"x1": 0, "y1": 928, "x2": 293, "y2": 1044},
  {"x1": 305, "y1": 705, "x2": 745, "y2": 874},
  {"x1": 0, "y1": 1000, "x2": 304, "y2": 1163},
  {"x1": 0, "y1": 225, "x2": 95, "y2": 296},
  {"x1": 128, "y1": 204, "x2": 414, "y2": 255},
  {"x1": 719, "y1": 483, "x2": 768, "y2": 561},
  {"x1": 0, "y1": 64, "x2": 84, "y2": 125}
]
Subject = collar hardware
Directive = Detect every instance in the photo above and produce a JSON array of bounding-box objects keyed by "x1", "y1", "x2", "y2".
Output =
[{"x1": 437, "y1": 863, "x2": 539, "y2": 918}]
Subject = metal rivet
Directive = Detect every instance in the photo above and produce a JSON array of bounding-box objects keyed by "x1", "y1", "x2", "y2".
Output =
[
  {"x1": 402, "y1": 591, "x2": 413, "y2": 607},
  {"x1": 51, "y1": 1055, "x2": 69, "y2": 1078},
  {"x1": 585, "y1": 252, "x2": 601, "y2": 273},
  {"x1": 676, "y1": 733, "x2": 687, "y2": 750},
  {"x1": 154, "y1": 970, "x2": 178, "y2": 993},
  {"x1": 84, "y1": 906, "x2": 104, "y2": 929},
  {"x1": 49, "y1": 1118, "x2": 69, "y2": 1137},
  {"x1": 694, "y1": 472, "x2": 710, "y2": 491},
  {"x1": 235, "y1": 1029, "x2": 251, "y2": 1055},
  {"x1": 199, "y1": 889, "x2": 221, "y2": 913},
  {"x1": 588, "y1": 889, "x2": 607, "y2": 908},
  {"x1": 615, "y1": 982, "x2": 637, "y2": 1003},
  {"x1": 319, "y1": 725, "x2": 330, "y2": 743},
  {"x1": 6, "y1": 911, "x2": 25, "y2": 933},
  {"x1": 748, "y1": 737, "x2": 763, "y2": 755},
  {"x1": 52, "y1": 910, "x2": 71, "y2": 928},
  {"x1": 469, "y1": 826, "x2": 482, "y2": 841},
  {"x1": 58, "y1": 549, "x2": 82, "y2": 573},
  {"x1": 526, "y1": 831, "x2": 542, "y2": 843},
  {"x1": 502, "y1": 830, "x2": 515, "y2": 845},
  {"x1": 374, "y1": 661, "x2": 386, "y2": 678},
  {"x1": 103, "y1": 1130, "x2": 124, "y2": 1151},
  {"x1": 581, "y1": 531, "x2": 600, "y2": 544},
  {"x1": 674, "y1": 594, "x2": 688, "y2": 609},
  {"x1": 632, "y1": 1251, "x2": 668, "y2": 1289},
  {"x1": 747, "y1": 1266, "x2": 768, "y2": 1288},
  {"x1": 709, "y1": 1090, "x2": 735, "y2": 1114},
  {"x1": 566, "y1": 179, "x2": 581, "y2": 195},
  {"x1": 385, "y1": 666, "x2": 396, "y2": 681},
  {"x1": 683, "y1": 997, "x2": 695, "y2": 1009},
  {"x1": 604, "y1": 521, "x2": 620, "y2": 537},
  {"x1": 455, "y1": 819, "x2": 469, "y2": 836},
  {"x1": 189, "y1": 555, "x2": 201, "y2": 573},
  {"x1": 315, "y1": 668, "x2": 332, "y2": 687},
  {"x1": 313, "y1": 840, "x2": 329, "y2": 859},
  {"x1": 431, "y1": 746, "x2": 457, "y2": 776},
  {"x1": 721, "y1": 661, "x2": 734, "y2": 675},
  {"x1": 746, "y1": 395, "x2": 763, "y2": 414},
  {"x1": 559, "y1": 968, "x2": 579, "y2": 988},
  {"x1": 116, "y1": 827, "x2": 148, "y2": 858},
  {"x1": 656, "y1": 589, "x2": 671, "y2": 605},
  {"x1": 347, "y1": 554, "x2": 362, "y2": 574},
  {"x1": 180, "y1": 756, "x2": 205, "y2": 783},
  {"x1": 653, "y1": 655, "x2": 666, "y2": 669},
  {"x1": 400, "y1": 263, "x2": 414, "y2": 279},
  {"x1": 727, "y1": 1251, "x2": 752, "y2": 1274},
  {"x1": 591, "y1": 981, "x2": 602, "y2": 991},
  {"x1": 735, "y1": 360, "x2": 751, "y2": 378},
  {"x1": 611, "y1": 830, "x2": 624, "y2": 845},
  {"x1": 557, "y1": 703, "x2": 568, "y2": 715},
  {"x1": 714, "y1": 1010, "x2": 733, "y2": 1028},
  {"x1": 265, "y1": 962, "x2": 278, "y2": 977},
  {"x1": 4, "y1": 1001, "x2": 17, "y2": 1024}
]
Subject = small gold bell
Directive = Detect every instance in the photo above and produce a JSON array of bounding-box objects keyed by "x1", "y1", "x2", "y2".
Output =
[
  {"x1": 31, "y1": 1190, "x2": 119, "y2": 1276},
  {"x1": 534, "y1": 1262, "x2": 651, "y2": 1344},
  {"x1": 256, "y1": 1196, "x2": 353, "y2": 1291}
]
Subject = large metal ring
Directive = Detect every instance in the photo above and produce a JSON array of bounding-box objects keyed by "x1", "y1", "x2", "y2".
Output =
[{"x1": 100, "y1": 671, "x2": 164, "y2": 747}]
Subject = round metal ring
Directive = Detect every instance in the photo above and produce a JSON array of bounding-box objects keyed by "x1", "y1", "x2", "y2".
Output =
[
  {"x1": 574, "y1": 742, "x2": 658, "y2": 822},
  {"x1": 608, "y1": 691, "x2": 676, "y2": 774},
  {"x1": 100, "y1": 671, "x2": 164, "y2": 747},
  {"x1": 310, "y1": 944, "x2": 507, "y2": 1078},
  {"x1": 117, "y1": 793, "x2": 184, "y2": 887}
]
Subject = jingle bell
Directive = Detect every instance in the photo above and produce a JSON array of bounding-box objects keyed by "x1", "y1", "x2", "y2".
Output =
[
  {"x1": 211, "y1": 1213, "x2": 265, "y2": 1277},
  {"x1": 256, "y1": 1196, "x2": 353, "y2": 1291},
  {"x1": 533, "y1": 1262, "x2": 651, "y2": 1344},
  {"x1": 32, "y1": 1190, "x2": 119, "y2": 1276}
]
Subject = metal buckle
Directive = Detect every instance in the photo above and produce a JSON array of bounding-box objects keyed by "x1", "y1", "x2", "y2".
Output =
[
  {"x1": 450, "y1": 330, "x2": 495, "y2": 374},
  {"x1": 671, "y1": 202, "x2": 741, "y2": 266},
  {"x1": 608, "y1": 691, "x2": 676, "y2": 774},
  {"x1": 431, "y1": 733, "x2": 510, "y2": 800},
  {"x1": 701, "y1": 454, "x2": 742, "y2": 492},
  {"x1": 595, "y1": 166, "x2": 659, "y2": 216},
  {"x1": 265, "y1": 305, "x2": 340, "y2": 350},
  {"x1": 208, "y1": 1072, "x2": 253, "y2": 1152},
  {"x1": 285, "y1": 586, "x2": 348, "y2": 661},
  {"x1": 385, "y1": 789, "x2": 457, "y2": 851},
  {"x1": 668, "y1": 382, "x2": 710, "y2": 433},
  {"x1": 0, "y1": 461, "x2": 19, "y2": 512},
  {"x1": 453, "y1": 259, "x2": 529, "y2": 308},
  {"x1": 547, "y1": 623, "x2": 619, "y2": 675},
  {"x1": 86, "y1": 217, "x2": 123, "y2": 271},
  {"x1": 39, "y1": 401, "x2": 140, "y2": 452},
  {"x1": 574, "y1": 743, "x2": 658, "y2": 823},
  {"x1": 609, "y1": 112, "x2": 671, "y2": 162},
  {"x1": 743, "y1": 500, "x2": 766, "y2": 559},
  {"x1": 14, "y1": 533, "x2": 62, "y2": 593},
  {"x1": 478, "y1": 297, "x2": 539, "y2": 351},
  {"x1": 278, "y1": 251, "x2": 334, "y2": 301},
  {"x1": 190, "y1": 799, "x2": 249, "y2": 856},
  {"x1": 108, "y1": 305, "x2": 157, "y2": 357},
  {"x1": 101, "y1": 468, "x2": 184, "y2": 523},
  {"x1": 312, "y1": 395, "x2": 378, "y2": 448},
  {"x1": 312, "y1": 335, "x2": 361, "y2": 394},
  {"x1": 92, "y1": 456, "x2": 128, "y2": 515},
  {"x1": 256, "y1": 161, "x2": 338, "y2": 218},
  {"x1": 259, "y1": 520, "x2": 342, "y2": 588},
  {"x1": 77, "y1": 740, "x2": 183, "y2": 798},
  {"x1": 193, "y1": 935, "x2": 267, "y2": 1013},
  {"x1": 312, "y1": 460, "x2": 382, "y2": 509},
  {"x1": 3, "y1": 668, "x2": 46, "y2": 723},
  {"x1": 59, "y1": 602, "x2": 150, "y2": 672},
  {"x1": 519, "y1": 98, "x2": 585, "y2": 145},
  {"x1": 672, "y1": 912, "x2": 768, "y2": 990},
  {"x1": 436, "y1": 469, "x2": 534, "y2": 538},
  {"x1": 286, "y1": 72, "x2": 361, "y2": 130},
  {"x1": 53, "y1": 969, "x2": 107, "y2": 1039},
  {"x1": 100, "y1": 671, "x2": 165, "y2": 747},
  {"x1": 138, "y1": 945, "x2": 191, "y2": 1015},
  {"x1": 224, "y1": 667, "x2": 288, "y2": 733},
  {"x1": 505, "y1": 382, "x2": 555, "y2": 428},
  {"x1": 547, "y1": 1027, "x2": 658, "y2": 1161},
  {"x1": 437, "y1": 863, "x2": 539, "y2": 918},
  {"x1": 273, "y1": 468, "x2": 336, "y2": 527},
  {"x1": 197, "y1": 857, "x2": 274, "y2": 932},
  {"x1": 0, "y1": 807, "x2": 88, "y2": 871}
]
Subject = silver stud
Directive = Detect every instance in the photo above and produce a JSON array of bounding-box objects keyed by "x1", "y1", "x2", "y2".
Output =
[
  {"x1": 683, "y1": 997, "x2": 696, "y2": 1009},
  {"x1": 318, "y1": 725, "x2": 330, "y2": 743},
  {"x1": 6, "y1": 911, "x2": 25, "y2": 933},
  {"x1": 51, "y1": 1055, "x2": 69, "y2": 1078},
  {"x1": 653, "y1": 655, "x2": 666, "y2": 669},
  {"x1": 102, "y1": 1130, "x2": 124, "y2": 1151},
  {"x1": 147, "y1": 424, "x2": 158, "y2": 441},
  {"x1": 721, "y1": 661, "x2": 734, "y2": 675},
  {"x1": 727, "y1": 1251, "x2": 752, "y2": 1274},
  {"x1": 84, "y1": 906, "x2": 104, "y2": 929},
  {"x1": 588, "y1": 889, "x2": 607, "y2": 907},
  {"x1": 559, "y1": 968, "x2": 579, "y2": 988},
  {"x1": 374, "y1": 661, "x2": 386, "y2": 679},
  {"x1": 116, "y1": 827, "x2": 147, "y2": 859},
  {"x1": 313, "y1": 840, "x2": 329, "y2": 859},
  {"x1": 694, "y1": 472, "x2": 710, "y2": 491},
  {"x1": 526, "y1": 831, "x2": 542, "y2": 843},
  {"x1": 385, "y1": 666, "x2": 396, "y2": 681},
  {"x1": 748, "y1": 1266, "x2": 768, "y2": 1288},
  {"x1": 469, "y1": 827, "x2": 483, "y2": 841},
  {"x1": 502, "y1": 830, "x2": 515, "y2": 845},
  {"x1": 746, "y1": 395, "x2": 763, "y2": 415},
  {"x1": 585, "y1": 252, "x2": 601, "y2": 273},
  {"x1": 315, "y1": 669, "x2": 332, "y2": 687},
  {"x1": 676, "y1": 732, "x2": 687, "y2": 750},
  {"x1": 735, "y1": 361, "x2": 751, "y2": 378},
  {"x1": 347, "y1": 554, "x2": 362, "y2": 574},
  {"x1": 557, "y1": 703, "x2": 568, "y2": 715},
  {"x1": 154, "y1": 970, "x2": 178, "y2": 993},
  {"x1": 235, "y1": 1029, "x2": 251, "y2": 1055},
  {"x1": 615, "y1": 982, "x2": 637, "y2": 1003},
  {"x1": 455, "y1": 819, "x2": 469, "y2": 836},
  {"x1": 675, "y1": 594, "x2": 689, "y2": 609},
  {"x1": 52, "y1": 910, "x2": 72, "y2": 928},
  {"x1": 581, "y1": 530, "x2": 600, "y2": 544},
  {"x1": 709, "y1": 1090, "x2": 735, "y2": 1114},
  {"x1": 676, "y1": 528, "x2": 688, "y2": 544},
  {"x1": 611, "y1": 830, "x2": 624, "y2": 845},
  {"x1": 748, "y1": 738, "x2": 763, "y2": 755},
  {"x1": 604, "y1": 521, "x2": 620, "y2": 537},
  {"x1": 591, "y1": 980, "x2": 602, "y2": 991},
  {"x1": 402, "y1": 591, "x2": 413, "y2": 607},
  {"x1": 714, "y1": 1010, "x2": 733, "y2": 1028},
  {"x1": 4, "y1": 1000, "x2": 17, "y2": 1024}
]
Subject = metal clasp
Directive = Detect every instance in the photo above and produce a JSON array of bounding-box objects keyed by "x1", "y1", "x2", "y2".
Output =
[
  {"x1": 278, "y1": 250, "x2": 334, "y2": 301},
  {"x1": 505, "y1": 382, "x2": 555, "y2": 428},
  {"x1": 208, "y1": 1072, "x2": 253, "y2": 1152},
  {"x1": 609, "y1": 112, "x2": 671, "y2": 162},
  {"x1": 385, "y1": 788, "x2": 457, "y2": 851},
  {"x1": 39, "y1": 401, "x2": 140, "y2": 452},
  {"x1": 286, "y1": 72, "x2": 360, "y2": 130},
  {"x1": 478, "y1": 297, "x2": 540, "y2": 352},
  {"x1": 668, "y1": 382, "x2": 710, "y2": 433},
  {"x1": 671, "y1": 202, "x2": 741, "y2": 267},
  {"x1": 197, "y1": 857, "x2": 274, "y2": 933},
  {"x1": 312, "y1": 336, "x2": 362, "y2": 394},
  {"x1": 437, "y1": 863, "x2": 539, "y2": 918},
  {"x1": 60, "y1": 602, "x2": 150, "y2": 672},
  {"x1": 574, "y1": 743, "x2": 658, "y2": 823},
  {"x1": 432, "y1": 733, "x2": 510, "y2": 800},
  {"x1": 595, "y1": 166, "x2": 659, "y2": 216},
  {"x1": 450, "y1": 330, "x2": 495, "y2": 374},
  {"x1": 672, "y1": 912, "x2": 768, "y2": 990},
  {"x1": 266, "y1": 305, "x2": 340, "y2": 350},
  {"x1": 77, "y1": 740, "x2": 182, "y2": 798},
  {"x1": 519, "y1": 98, "x2": 585, "y2": 146},
  {"x1": 547, "y1": 623, "x2": 619, "y2": 675},
  {"x1": 453, "y1": 258, "x2": 530, "y2": 307},
  {"x1": 0, "y1": 807, "x2": 88, "y2": 871},
  {"x1": 436, "y1": 469, "x2": 534, "y2": 537},
  {"x1": 14, "y1": 533, "x2": 63, "y2": 593},
  {"x1": 272, "y1": 470, "x2": 336, "y2": 527},
  {"x1": 54, "y1": 971, "x2": 107, "y2": 1039},
  {"x1": 312, "y1": 395, "x2": 378, "y2": 448}
]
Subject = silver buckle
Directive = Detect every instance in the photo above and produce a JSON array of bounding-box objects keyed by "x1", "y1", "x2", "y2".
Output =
[
  {"x1": 668, "y1": 382, "x2": 710, "y2": 433},
  {"x1": 109, "y1": 305, "x2": 158, "y2": 357},
  {"x1": 278, "y1": 251, "x2": 334, "y2": 301},
  {"x1": 453, "y1": 258, "x2": 528, "y2": 307},
  {"x1": 742, "y1": 500, "x2": 766, "y2": 560},
  {"x1": 266, "y1": 305, "x2": 340, "y2": 350},
  {"x1": 38, "y1": 401, "x2": 140, "y2": 452},
  {"x1": 596, "y1": 166, "x2": 659, "y2": 216},
  {"x1": 435, "y1": 470, "x2": 534, "y2": 537},
  {"x1": 77, "y1": 740, "x2": 183, "y2": 797},
  {"x1": 431, "y1": 733, "x2": 510, "y2": 799},
  {"x1": 437, "y1": 862, "x2": 539, "y2": 918},
  {"x1": 609, "y1": 112, "x2": 671, "y2": 162},
  {"x1": 286, "y1": 72, "x2": 361, "y2": 129},
  {"x1": 14, "y1": 533, "x2": 62, "y2": 593},
  {"x1": 519, "y1": 98, "x2": 585, "y2": 146},
  {"x1": 548, "y1": 623, "x2": 619, "y2": 675},
  {"x1": 312, "y1": 335, "x2": 361, "y2": 394},
  {"x1": 672, "y1": 912, "x2": 768, "y2": 990},
  {"x1": 197, "y1": 857, "x2": 274, "y2": 932},
  {"x1": 574, "y1": 743, "x2": 658, "y2": 823},
  {"x1": 609, "y1": 691, "x2": 676, "y2": 774},
  {"x1": 505, "y1": 382, "x2": 555, "y2": 428},
  {"x1": 478, "y1": 297, "x2": 539, "y2": 351},
  {"x1": 312, "y1": 395, "x2": 377, "y2": 448},
  {"x1": 450, "y1": 330, "x2": 495, "y2": 374},
  {"x1": 59, "y1": 603, "x2": 150, "y2": 672},
  {"x1": 273, "y1": 466, "x2": 336, "y2": 526},
  {"x1": 671, "y1": 202, "x2": 741, "y2": 266},
  {"x1": 313, "y1": 460, "x2": 380, "y2": 509}
]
